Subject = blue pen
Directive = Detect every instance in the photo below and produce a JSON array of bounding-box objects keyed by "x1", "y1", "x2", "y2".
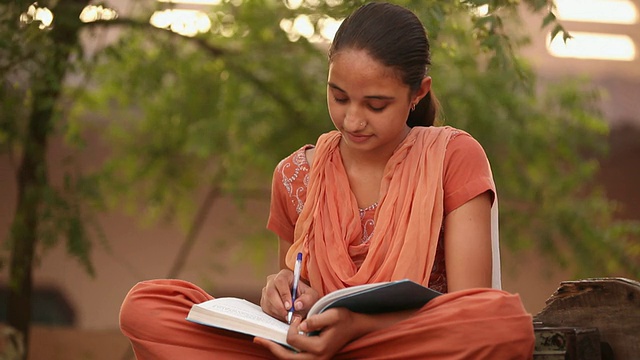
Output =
[{"x1": 287, "y1": 252, "x2": 303, "y2": 324}]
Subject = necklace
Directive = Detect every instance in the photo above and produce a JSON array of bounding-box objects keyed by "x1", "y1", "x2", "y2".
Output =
[{"x1": 359, "y1": 202, "x2": 379, "y2": 218}]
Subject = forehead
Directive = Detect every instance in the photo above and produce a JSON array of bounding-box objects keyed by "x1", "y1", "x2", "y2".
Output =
[{"x1": 328, "y1": 49, "x2": 406, "y2": 92}]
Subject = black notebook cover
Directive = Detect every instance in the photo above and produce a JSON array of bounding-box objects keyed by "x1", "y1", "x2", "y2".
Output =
[{"x1": 317, "y1": 279, "x2": 441, "y2": 315}]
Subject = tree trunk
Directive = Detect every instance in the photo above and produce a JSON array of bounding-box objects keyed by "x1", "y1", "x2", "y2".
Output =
[{"x1": 7, "y1": 2, "x2": 88, "y2": 358}]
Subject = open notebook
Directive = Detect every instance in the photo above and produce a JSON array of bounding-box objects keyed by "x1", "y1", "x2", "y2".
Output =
[{"x1": 186, "y1": 279, "x2": 441, "y2": 348}]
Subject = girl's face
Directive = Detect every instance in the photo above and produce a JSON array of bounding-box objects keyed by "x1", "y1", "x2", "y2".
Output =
[{"x1": 327, "y1": 49, "x2": 430, "y2": 155}]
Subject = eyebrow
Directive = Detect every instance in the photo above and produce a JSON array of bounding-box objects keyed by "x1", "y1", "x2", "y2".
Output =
[{"x1": 327, "y1": 82, "x2": 395, "y2": 100}]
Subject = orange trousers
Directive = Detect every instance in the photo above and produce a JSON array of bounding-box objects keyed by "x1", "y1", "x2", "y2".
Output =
[{"x1": 120, "y1": 279, "x2": 534, "y2": 359}]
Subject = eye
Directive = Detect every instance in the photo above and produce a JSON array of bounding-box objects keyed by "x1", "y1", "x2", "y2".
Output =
[
  {"x1": 333, "y1": 96, "x2": 348, "y2": 104},
  {"x1": 367, "y1": 101, "x2": 387, "y2": 112},
  {"x1": 368, "y1": 104, "x2": 386, "y2": 112}
]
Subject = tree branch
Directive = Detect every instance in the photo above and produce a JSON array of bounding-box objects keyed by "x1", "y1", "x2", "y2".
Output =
[{"x1": 83, "y1": 17, "x2": 229, "y2": 57}]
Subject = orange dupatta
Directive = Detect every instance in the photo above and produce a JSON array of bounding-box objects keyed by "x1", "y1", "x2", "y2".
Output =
[{"x1": 286, "y1": 126, "x2": 456, "y2": 296}]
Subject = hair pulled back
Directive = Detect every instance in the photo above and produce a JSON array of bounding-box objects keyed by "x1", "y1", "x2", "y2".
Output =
[{"x1": 328, "y1": 2, "x2": 438, "y2": 127}]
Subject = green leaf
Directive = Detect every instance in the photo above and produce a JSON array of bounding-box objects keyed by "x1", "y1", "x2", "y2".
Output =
[
  {"x1": 541, "y1": 11, "x2": 556, "y2": 28},
  {"x1": 550, "y1": 23, "x2": 564, "y2": 43}
]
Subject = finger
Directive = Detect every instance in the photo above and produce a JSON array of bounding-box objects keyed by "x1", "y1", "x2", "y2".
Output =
[
  {"x1": 292, "y1": 283, "x2": 318, "y2": 314},
  {"x1": 284, "y1": 317, "x2": 316, "y2": 354},
  {"x1": 300, "y1": 310, "x2": 340, "y2": 334},
  {"x1": 261, "y1": 274, "x2": 278, "y2": 308},
  {"x1": 287, "y1": 316, "x2": 307, "y2": 337},
  {"x1": 292, "y1": 293, "x2": 312, "y2": 314},
  {"x1": 266, "y1": 270, "x2": 293, "y2": 306},
  {"x1": 274, "y1": 270, "x2": 295, "y2": 309},
  {"x1": 261, "y1": 271, "x2": 293, "y2": 320}
]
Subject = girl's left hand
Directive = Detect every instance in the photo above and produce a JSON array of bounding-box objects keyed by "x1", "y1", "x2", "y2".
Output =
[{"x1": 254, "y1": 308, "x2": 365, "y2": 360}]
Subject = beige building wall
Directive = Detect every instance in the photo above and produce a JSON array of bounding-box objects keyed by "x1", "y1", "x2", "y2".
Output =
[{"x1": 0, "y1": 133, "x2": 573, "y2": 331}]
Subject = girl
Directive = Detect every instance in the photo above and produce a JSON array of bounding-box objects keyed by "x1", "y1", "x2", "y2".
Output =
[{"x1": 120, "y1": 3, "x2": 534, "y2": 359}]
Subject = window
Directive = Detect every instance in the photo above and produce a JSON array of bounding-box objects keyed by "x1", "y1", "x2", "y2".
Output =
[
  {"x1": 0, "y1": 287, "x2": 76, "y2": 326},
  {"x1": 548, "y1": 0, "x2": 638, "y2": 61}
]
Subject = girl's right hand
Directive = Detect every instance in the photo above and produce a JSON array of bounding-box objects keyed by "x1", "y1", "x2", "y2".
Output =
[{"x1": 260, "y1": 269, "x2": 320, "y2": 322}]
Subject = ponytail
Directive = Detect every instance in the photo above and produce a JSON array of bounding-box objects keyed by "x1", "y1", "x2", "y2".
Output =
[{"x1": 407, "y1": 90, "x2": 440, "y2": 127}]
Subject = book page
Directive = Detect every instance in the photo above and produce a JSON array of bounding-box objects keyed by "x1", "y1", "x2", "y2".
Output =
[{"x1": 196, "y1": 298, "x2": 290, "y2": 333}]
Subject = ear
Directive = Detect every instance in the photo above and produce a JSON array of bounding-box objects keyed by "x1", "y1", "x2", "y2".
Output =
[{"x1": 411, "y1": 76, "x2": 432, "y2": 105}]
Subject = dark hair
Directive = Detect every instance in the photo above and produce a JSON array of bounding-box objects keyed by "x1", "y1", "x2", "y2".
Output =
[{"x1": 328, "y1": 2, "x2": 439, "y2": 127}]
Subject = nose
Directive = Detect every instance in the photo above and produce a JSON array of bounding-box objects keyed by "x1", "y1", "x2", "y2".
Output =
[{"x1": 344, "y1": 105, "x2": 364, "y2": 131}]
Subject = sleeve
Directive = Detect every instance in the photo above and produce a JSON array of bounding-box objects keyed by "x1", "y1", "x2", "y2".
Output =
[
  {"x1": 443, "y1": 132, "x2": 496, "y2": 215},
  {"x1": 266, "y1": 146, "x2": 311, "y2": 242}
]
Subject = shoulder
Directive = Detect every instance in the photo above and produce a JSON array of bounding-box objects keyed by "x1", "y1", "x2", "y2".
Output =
[
  {"x1": 410, "y1": 126, "x2": 485, "y2": 155},
  {"x1": 276, "y1": 130, "x2": 340, "y2": 172},
  {"x1": 275, "y1": 145, "x2": 313, "y2": 173},
  {"x1": 409, "y1": 125, "x2": 468, "y2": 145},
  {"x1": 272, "y1": 144, "x2": 315, "y2": 200},
  {"x1": 444, "y1": 128, "x2": 489, "y2": 163},
  {"x1": 439, "y1": 127, "x2": 495, "y2": 213}
]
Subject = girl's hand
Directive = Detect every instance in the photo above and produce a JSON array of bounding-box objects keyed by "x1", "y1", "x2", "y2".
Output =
[
  {"x1": 260, "y1": 270, "x2": 320, "y2": 321},
  {"x1": 255, "y1": 308, "x2": 418, "y2": 359},
  {"x1": 254, "y1": 308, "x2": 368, "y2": 360}
]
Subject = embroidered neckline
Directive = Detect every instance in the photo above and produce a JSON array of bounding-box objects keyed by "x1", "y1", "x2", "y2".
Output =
[{"x1": 359, "y1": 202, "x2": 378, "y2": 217}]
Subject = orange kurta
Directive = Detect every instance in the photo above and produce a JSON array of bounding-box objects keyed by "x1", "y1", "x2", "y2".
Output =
[
  {"x1": 119, "y1": 126, "x2": 534, "y2": 359},
  {"x1": 286, "y1": 127, "x2": 475, "y2": 295}
]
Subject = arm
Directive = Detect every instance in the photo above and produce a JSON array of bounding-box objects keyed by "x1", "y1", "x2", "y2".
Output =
[
  {"x1": 443, "y1": 191, "x2": 493, "y2": 292},
  {"x1": 278, "y1": 237, "x2": 290, "y2": 270}
]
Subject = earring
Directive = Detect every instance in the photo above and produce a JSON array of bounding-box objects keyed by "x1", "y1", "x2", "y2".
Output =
[{"x1": 411, "y1": 103, "x2": 417, "y2": 111}]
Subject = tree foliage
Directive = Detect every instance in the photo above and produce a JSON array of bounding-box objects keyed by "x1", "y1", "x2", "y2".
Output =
[
  {"x1": 427, "y1": 4, "x2": 640, "y2": 276},
  {"x1": 80, "y1": 0, "x2": 639, "y2": 277}
]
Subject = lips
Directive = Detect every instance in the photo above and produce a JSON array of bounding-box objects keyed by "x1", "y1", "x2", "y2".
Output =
[{"x1": 346, "y1": 132, "x2": 372, "y2": 143}]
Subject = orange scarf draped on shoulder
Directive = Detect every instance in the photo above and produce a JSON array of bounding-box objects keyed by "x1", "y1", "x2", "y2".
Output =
[{"x1": 286, "y1": 126, "x2": 457, "y2": 296}]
